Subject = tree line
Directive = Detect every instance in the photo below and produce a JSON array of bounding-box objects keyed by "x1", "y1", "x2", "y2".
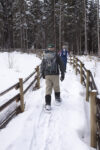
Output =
[{"x1": 0, "y1": 0, "x2": 100, "y2": 55}]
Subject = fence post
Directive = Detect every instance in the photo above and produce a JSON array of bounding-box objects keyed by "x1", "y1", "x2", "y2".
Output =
[
  {"x1": 75, "y1": 58, "x2": 78, "y2": 75},
  {"x1": 36, "y1": 66, "x2": 40, "y2": 89},
  {"x1": 73, "y1": 56, "x2": 75, "y2": 68},
  {"x1": 19, "y1": 78, "x2": 24, "y2": 112},
  {"x1": 80, "y1": 62, "x2": 84, "y2": 84},
  {"x1": 86, "y1": 70, "x2": 90, "y2": 101},
  {"x1": 90, "y1": 91, "x2": 97, "y2": 148},
  {"x1": 70, "y1": 56, "x2": 71, "y2": 65}
]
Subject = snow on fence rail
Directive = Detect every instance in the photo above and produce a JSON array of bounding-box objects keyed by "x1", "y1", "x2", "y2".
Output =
[
  {"x1": 0, "y1": 65, "x2": 42, "y2": 129},
  {"x1": 69, "y1": 56, "x2": 100, "y2": 150}
]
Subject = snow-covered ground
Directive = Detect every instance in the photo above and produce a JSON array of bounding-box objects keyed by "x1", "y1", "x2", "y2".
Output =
[
  {"x1": 0, "y1": 52, "x2": 41, "y2": 92},
  {"x1": 0, "y1": 52, "x2": 98, "y2": 150}
]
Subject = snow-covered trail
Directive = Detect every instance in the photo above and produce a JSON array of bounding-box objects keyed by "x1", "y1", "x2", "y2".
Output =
[{"x1": 0, "y1": 64, "x2": 92, "y2": 150}]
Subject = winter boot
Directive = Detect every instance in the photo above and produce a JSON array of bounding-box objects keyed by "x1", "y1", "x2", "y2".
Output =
[
  {"x1": 45, "y1": 105, "x2": 51, "y2": 111},
  {"x1": 55, "y1": 92, "x2": 62, "y2": 103},
  {"x1": 45, "y1": 95, "x2": 51, "y2": 111}
]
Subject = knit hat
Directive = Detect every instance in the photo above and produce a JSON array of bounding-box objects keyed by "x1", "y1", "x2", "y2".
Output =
[{"x1": 48, "y1": 44, "x2": 55, "y2": 48}]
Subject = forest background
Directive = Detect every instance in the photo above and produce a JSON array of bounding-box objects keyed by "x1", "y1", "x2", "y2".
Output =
[{"x1": 0, "y1": 0, "x2": 100, "y2": 56}]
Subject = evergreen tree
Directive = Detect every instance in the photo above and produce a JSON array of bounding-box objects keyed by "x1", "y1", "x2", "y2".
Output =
[
  {"x1": 0, "y1": 0, "x2": 14, "y2": 50},
  {"x1": 0, "y1": 0, "x2": 99, "y2": 55},
  {"x1": 88, "y1": 0, "x2": 97, "y2": 54}
]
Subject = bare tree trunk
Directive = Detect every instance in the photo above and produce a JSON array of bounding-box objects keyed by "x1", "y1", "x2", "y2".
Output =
[
  {"x1": 13, "y1": 30, "x2": 15, "y2": 50},
  {"x1": 54, "y1": 0, "x2": 56, "y2": 49},
  {"x1": 26, "y1": 29, "x2": 28, "y2": 50},
  {"x1": 20, "y1": 17, "x2": 23, "y2": 50},
  {"x1": 97, "y1": 0, "x2": 100, "y2": 57},
  {"x1": 79, "y1": 30, "x2": 82, "y2": 54},
  {"x1": 77, "y1": 35, "x2": 79, "y2": 55},
  {"x1": 84, "y1": 0, "x2": 88, "y2": 54},
  {"x1": 23, "y1": 27, "x2": 25, "y2": 50},
  {"x1": 59, "y1": 0, "x2": 62, "y2": 51},
  {"x1": 2, "y1": 31, "x2": 4, "y2": 49},
  {"x1": 24, "y1": 1, "x2": 28, "y2": 51}
]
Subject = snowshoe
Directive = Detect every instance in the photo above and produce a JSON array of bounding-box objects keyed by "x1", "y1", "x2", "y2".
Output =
[
  {"x1": 44, "y1": 105, "x2": 51, "y2": 113},
  {"x1": 55, "y1": 98, "x2": 62, "y2": 106}
]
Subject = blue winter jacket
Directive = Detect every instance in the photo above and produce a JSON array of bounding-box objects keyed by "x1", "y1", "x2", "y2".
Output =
[{"x1": 60, "y1": 49, "x2": 68, "y2": 66}]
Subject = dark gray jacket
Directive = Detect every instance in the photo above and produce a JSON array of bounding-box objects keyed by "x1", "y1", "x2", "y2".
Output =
[{"x1": 41, "y1": 50, "x2": 65, "y2": 78}]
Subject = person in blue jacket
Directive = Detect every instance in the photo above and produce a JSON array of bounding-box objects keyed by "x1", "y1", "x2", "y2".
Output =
[{"x1": 59, "y1": 45, "x2": 68, "y2": 71}]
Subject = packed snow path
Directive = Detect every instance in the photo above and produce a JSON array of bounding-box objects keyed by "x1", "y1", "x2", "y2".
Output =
[{"x1": 0, "y1": 63, "x2": 93, "y2": 150}]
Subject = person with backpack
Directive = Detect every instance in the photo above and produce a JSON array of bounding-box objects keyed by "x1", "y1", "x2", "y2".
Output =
[
  {"x1": 59, "y1": 45, "x2": 68, "y2": 71},
  {"x1": 41, "y1": 44, "x2": 65, "y2": 111}
]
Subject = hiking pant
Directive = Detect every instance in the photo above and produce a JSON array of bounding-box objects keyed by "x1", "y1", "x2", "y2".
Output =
[{"x1": 45, "y1": 75, "x2": 60, "y2": 95}]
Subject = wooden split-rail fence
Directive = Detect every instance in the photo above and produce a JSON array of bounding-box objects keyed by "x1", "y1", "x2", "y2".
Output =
[
  {"x1": 0, "y1": 65, "x2": 42, "y2": 129},
  {"x1": 69, "y1": 56, "x2": 100, "y2": 150}
]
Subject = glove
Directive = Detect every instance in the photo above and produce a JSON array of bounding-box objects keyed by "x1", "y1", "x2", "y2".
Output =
[{"x1": 60, "y1": 74, "x2": 64, "y2": 81}]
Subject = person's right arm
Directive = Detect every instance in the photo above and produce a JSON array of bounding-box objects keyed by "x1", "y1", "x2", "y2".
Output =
[{"x1": 40, "y1": 59, "x2": 45, "y2": 79}]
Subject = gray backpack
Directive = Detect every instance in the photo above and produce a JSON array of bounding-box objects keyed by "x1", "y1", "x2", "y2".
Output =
[{"x1": 44, "y1": 51, "x2": 57, "y2": 74}]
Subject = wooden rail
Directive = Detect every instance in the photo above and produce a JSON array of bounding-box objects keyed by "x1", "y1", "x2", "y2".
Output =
[
  {"x1": 0, "y1": 106, "x2": 21, "y2": 129},
  {"x1": 0, "y1": 65, "x2": 42, "y2": 129},
  {"x1": 0, "y1": 93, "x2": 20, "y2": 112},
  {"x1": 0, "y1": 82, "x2": 19, "y2": 96},
  {"x1": 69, "y1": 56, "x2": 100, "y2": 149},
  {"x1": 23, "y1": 70, "x2": 36, "y2": 84}
]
